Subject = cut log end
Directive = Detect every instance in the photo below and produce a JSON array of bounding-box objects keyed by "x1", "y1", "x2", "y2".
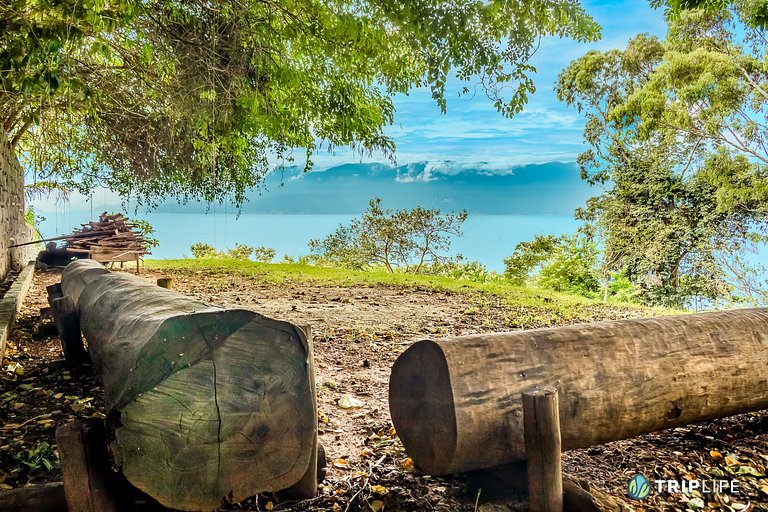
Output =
[{"x1": 388, "y1": 340, "x2": 458, "y2": 475}]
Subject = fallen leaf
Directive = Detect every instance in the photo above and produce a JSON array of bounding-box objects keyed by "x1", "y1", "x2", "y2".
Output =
[
  {"x1": 53, "y1": 393, "x2": 63, "y2": 400},
  {"x1": 724, "y1": 455, "x2": 740, "y2": 466},
  {"x1": 265, "y1": 501, "x2": 274, "y2": 511},
  {"x1": 370, "y1": 484, "x2": 387, "y2": 494},
  {"x1": 710, "y1": 450, "x2": 723, "y2": 461},
  {"x1": 736, "y1": 466, "x2": 763, "y2": 477},
  {"x1": 338, "y1": 395, "x2": 364, "y2": 409},
  {"x1": 370, "y1": 500, "x2": 384, "y2": 512},
  {"x1": 402, "y1": 458, "x2": 414, "y2": 471},
  {"x1": 333, "y1": 458, "x2": 349, "y2": 469},
  {"x1": 12, "y1": 402, "x2": 24, "y2": 410}
]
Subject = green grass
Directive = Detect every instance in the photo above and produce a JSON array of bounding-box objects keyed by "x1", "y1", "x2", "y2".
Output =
[{"x1": 146, "y1": 258, "x2": 678, "y2": 319}]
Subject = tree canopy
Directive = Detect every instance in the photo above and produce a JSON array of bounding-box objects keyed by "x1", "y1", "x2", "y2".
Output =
[
  {"x1": 1, "y1": 0, "x2": 599, "y2": 205},
  {"x1": 557, "y1": 4, "x2": 768, "y2": 306}
]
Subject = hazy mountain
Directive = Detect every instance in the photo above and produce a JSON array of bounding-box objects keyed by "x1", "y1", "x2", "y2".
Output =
[{"x1": 156, "y1": 160, "x2": 593, "y2": 215}]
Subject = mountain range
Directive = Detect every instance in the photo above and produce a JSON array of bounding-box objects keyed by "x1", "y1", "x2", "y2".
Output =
[{"x1": 156, "y1": 160, "x2": 594, "y2": 215}]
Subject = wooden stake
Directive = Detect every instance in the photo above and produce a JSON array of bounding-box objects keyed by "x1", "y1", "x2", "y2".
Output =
[
  {"x1": 156, "y1": 277, "x2": 172, "y2": 289},
  {"x1": 523, "y1": 387, "x2": 562, "y2": 512},
  {"x1": 56, "y1": 419, "x2": 118, "y2": 512},
  {"x1": 50, "y1": 295, "x2": 86, "y2": 361}
]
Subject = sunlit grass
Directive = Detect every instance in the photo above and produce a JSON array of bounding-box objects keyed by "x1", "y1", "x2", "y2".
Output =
[{"x1": 145, "y1": 258, "x2": 679, "y2": 322}]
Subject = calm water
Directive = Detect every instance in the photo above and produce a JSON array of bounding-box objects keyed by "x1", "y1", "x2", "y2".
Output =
[{"x1": 37, "y1": 211, "x2": 583, "y2": 272}]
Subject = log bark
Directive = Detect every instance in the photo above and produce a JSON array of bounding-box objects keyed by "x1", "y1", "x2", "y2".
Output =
[
  {"x1": 389, "y1": 308, "x2": 768, "y2": 475},
  {"x1": 60, "y1": 260, "x2": 316, "y2": 511}
]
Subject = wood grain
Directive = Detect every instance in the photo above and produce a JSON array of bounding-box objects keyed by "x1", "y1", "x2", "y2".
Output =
[
  {"x1": 389, "y1": 308, "x2": 768, "y2": 475},
  {"x1": 61, "y1": 260, "x2": 317, "y2": 510}
]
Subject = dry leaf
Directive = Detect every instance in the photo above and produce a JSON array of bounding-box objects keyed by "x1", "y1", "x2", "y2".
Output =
[
  {"x1": 370, "y1": 500, "x2": 385, "y2": 512},
  {"x1": 338, "y1": 395, "x2": 364, "y2": 409},
  {"x1": 724, "y1": 455, "x2": 740, "y2": 466},
  {"x1": 333, "y1": 458, "x2": 349, "y2": 469},
  {"x1": 402, "y1": 458, "x2": 414, "y2": 471},
  {"x1": 370, "y1": 484, "x2": 388, "y2": 494},
  {"x1": 710, "y1": 450, "x2": 723, "y2": 461},
  {"x1": 265, "y1": 501, "x2": 274, "y2": 511}
]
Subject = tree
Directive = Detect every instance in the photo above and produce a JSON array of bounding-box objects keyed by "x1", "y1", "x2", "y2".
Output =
[
  {"x1": 2, "y1": 0, "x2": 600, "y2": 206},
  {"x1": 309, "y1": 198, "x2": 467, "y2": 272},
  {"x1": 503, "y1": 234, "x2": 601, "y2": 296},
  {"x1": 556, "y1": 9, "x2": 768, "y2": 307}
]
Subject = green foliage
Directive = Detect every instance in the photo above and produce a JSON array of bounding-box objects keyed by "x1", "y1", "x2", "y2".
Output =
[
  {"x1": 23, "y1": 205, "x2": 44, "y2": 241},
  {"x1": 557, "y1": 12, "x2": 768, "y2": 307},
  {"x1": 13, "y1": 441, "x2": 59, "y2": 476},
  {"x1": 127, "y1": 217, "x2": 159, "y2": 249},
  {"x1": 2, "y1": 0, "x2": 599, "y2": 206},
  {"x1": 504, "y1": 234, "x2": 602, "y2": 296},
  {"x1": 422, "y1": 259, "x2": 503, "y2": 284},
  {"x1": 190, "y1": 242, "x2": 276, "y2": 262},
  {"x1": 309, "y1": 198, "x2": 467, "y2": 272},
  {"x1": 252, "y1": 246, "x2": 276, "y2": 263},
  {"x1": 226, "y1": 243, "x2": 253, "y2": 260},
  {"x1": 190, "y1": 242, "x2": 217, "y2": 259},
  {"x1": 503, "y1": 235, "x2": 562, "y2": 285}
]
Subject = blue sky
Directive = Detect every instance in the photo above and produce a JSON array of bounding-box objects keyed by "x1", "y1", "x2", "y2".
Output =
[{"x1": 310, "y1": 0, "x2": 668, "y2": 170}]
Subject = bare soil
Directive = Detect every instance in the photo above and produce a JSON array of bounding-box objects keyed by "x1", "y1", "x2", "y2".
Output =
[{"x1": 1, "y1": 267, "x2": 766, "y2": 511}]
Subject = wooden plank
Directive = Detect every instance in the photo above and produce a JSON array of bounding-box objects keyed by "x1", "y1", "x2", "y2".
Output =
[
  {"x1": 0, "y1": 482, "x2": 67, "y2": 512},
  {"x1": 523, "y1": 388, "x2": 562, "y2": 512},
  {"x1": 56, "y1": 419, "x2": 118, "y2": 512}
]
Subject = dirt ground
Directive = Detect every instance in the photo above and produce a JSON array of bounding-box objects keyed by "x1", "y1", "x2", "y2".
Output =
[{"x1": 1, "y1": 267, "x2": 767, "y2": 511}]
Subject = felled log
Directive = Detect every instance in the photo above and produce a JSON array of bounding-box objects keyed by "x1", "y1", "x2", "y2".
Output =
[
  {"x1": 61, "y1": 260, "x2": 317, "y2": 510},
  {"x1": 389, "y1": 308, "x2": 768, "y2": 475}
]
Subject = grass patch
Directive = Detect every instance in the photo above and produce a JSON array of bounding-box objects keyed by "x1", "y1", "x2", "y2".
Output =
[{"x1": 145, "y1": 258, "x2": 678, "y2": 319}]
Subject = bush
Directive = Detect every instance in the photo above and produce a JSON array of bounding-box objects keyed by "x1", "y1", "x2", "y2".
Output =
[
  {"x1": 226, "y1": 243, "x2": 253, "y2": 260},
  {"x1": 190, "y1": 242, "x2": 277, "y2": 262},
  {"x1": 424, "y1": 259, "x2": 502, "y2": 284},
  {"x1": 190, "y1": 242, "x2": 218, "y2": 258},
  {"x1": 253, "y1": 246, "x2": 276, "y2": 263},
  {"x1": 503, "y1": 234, "x2": 601, "y2": 295}
]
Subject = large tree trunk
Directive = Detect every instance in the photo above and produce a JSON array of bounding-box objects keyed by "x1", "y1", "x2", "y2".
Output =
[
  {"x1": 389, "y1": 308, "x2": 768, "y2": 476},
  {"x1": 61, "y1": 260, "x2": 316, "y2": 511}
]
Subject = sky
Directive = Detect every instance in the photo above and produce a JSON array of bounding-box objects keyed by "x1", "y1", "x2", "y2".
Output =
[
  {"x1": 306, "y1": 0, "x2": 668, "y2": 170},
  {"x1": 32, "y1": 0, "x2": 669, "y2": 213}
]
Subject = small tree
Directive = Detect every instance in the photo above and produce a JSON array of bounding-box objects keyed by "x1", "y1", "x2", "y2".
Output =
[
  {"x1": 504, "y1": 234, "x2": 603, "y2": 296},
  {"x1": 190, "y1": 243, "x2": 217, "y2": 258},
  {"x1": 253, "y1": 247, "x2": 276, "y2": 263},
  {"x1": 309, "y1": 198, "x2": 467, "y2": 272}
]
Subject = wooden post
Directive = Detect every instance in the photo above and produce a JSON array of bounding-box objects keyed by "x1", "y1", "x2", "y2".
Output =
[
  {"x1": 156, "y1": 277, "x2": 172, "y2": 289},
  {"x1": 56, "y1": 419, "x2": 118, "y2": 512},
  {"x1": 50, "y1": 295, "x2": 86, "y2": 361},
  {"x1": 523, "y1": 388, "x2": 562, "y2": 512}
]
